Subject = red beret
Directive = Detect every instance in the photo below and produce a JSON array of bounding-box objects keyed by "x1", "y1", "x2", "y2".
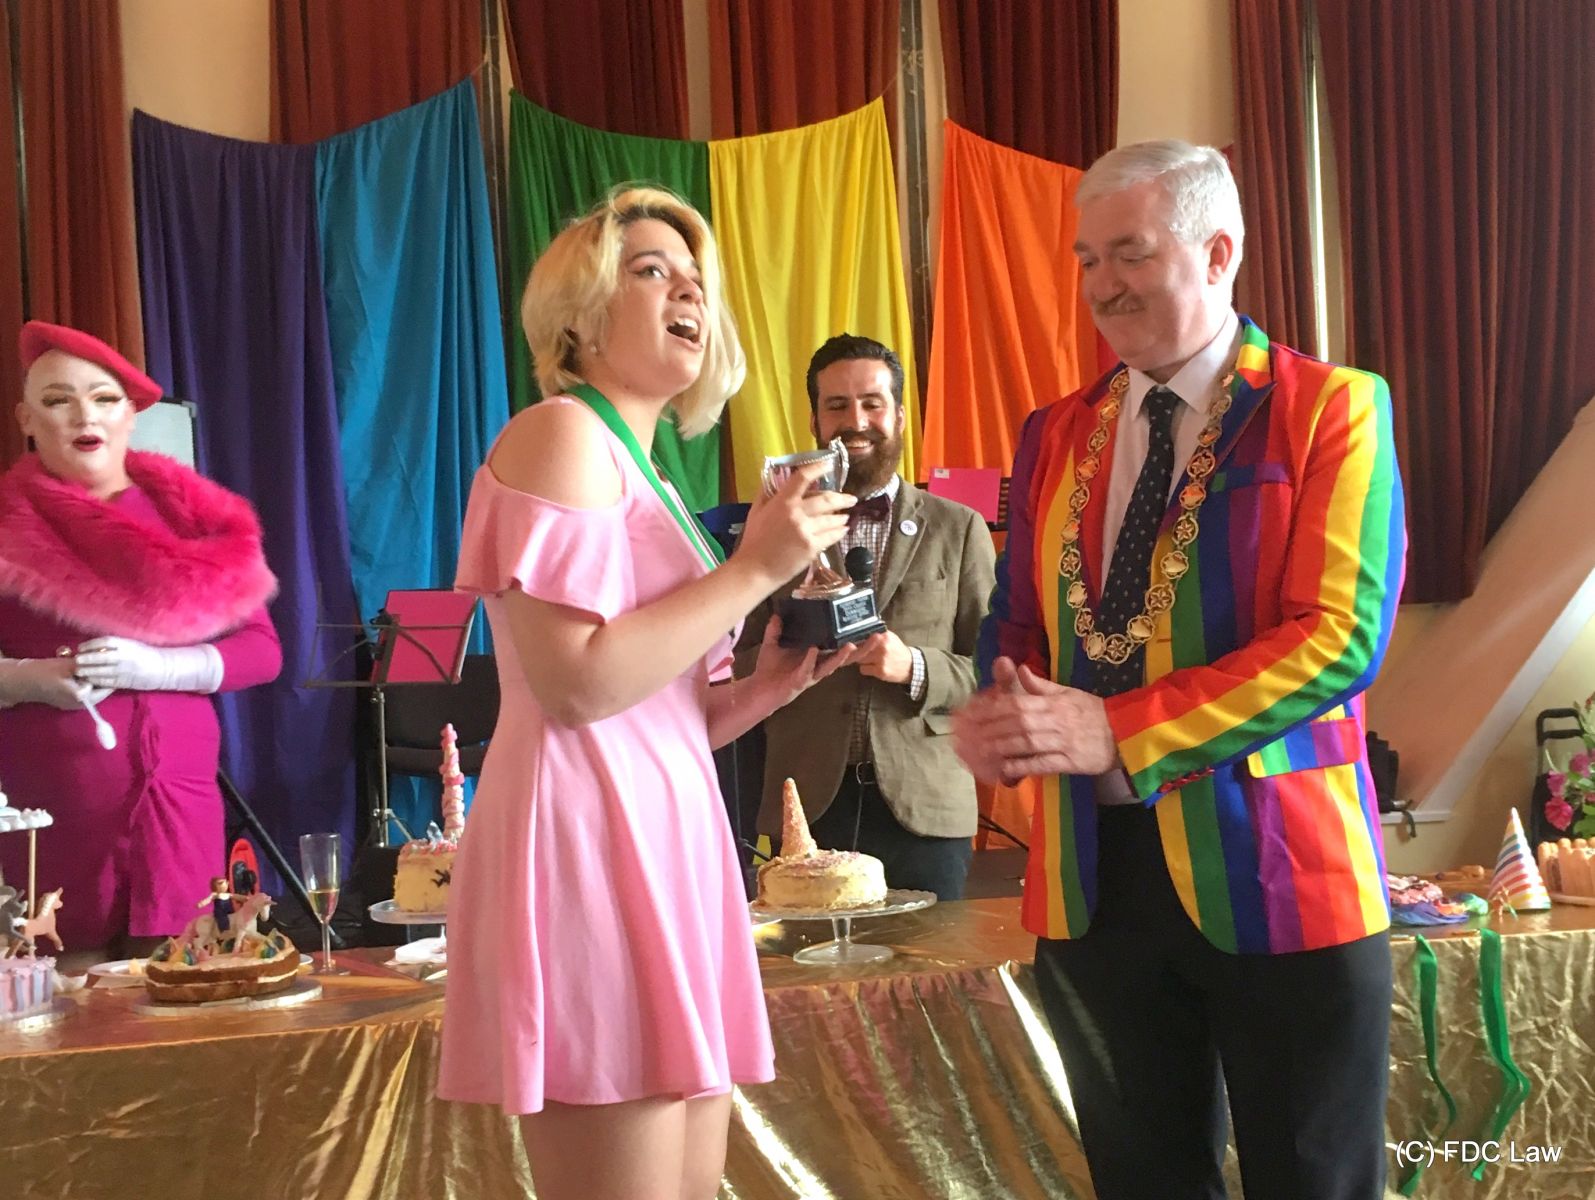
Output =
[{"x1": 18, "y1": 320, "x2": 162, "y2": 412}]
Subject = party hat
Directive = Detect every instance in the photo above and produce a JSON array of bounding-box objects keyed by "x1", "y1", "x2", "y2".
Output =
[
  {"x1": 779, "y1": 778, "x2": 817, "y2": 859},
  {"x1": 1490, "y1": 807, "x2": 1551, "y2": 911}
]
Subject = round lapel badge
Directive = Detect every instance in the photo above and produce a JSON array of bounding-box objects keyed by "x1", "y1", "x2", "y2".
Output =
[{"x1": 900, "y1": 518, "x2": 918, "y2": 536}]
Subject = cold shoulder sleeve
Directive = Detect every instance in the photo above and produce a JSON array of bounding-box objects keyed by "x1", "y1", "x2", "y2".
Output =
[{"x1": 454, "y1": 469, "x2": 634, "y2": 622}]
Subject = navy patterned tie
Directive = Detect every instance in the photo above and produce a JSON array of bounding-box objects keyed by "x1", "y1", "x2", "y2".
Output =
[{"x1": 1093, "y1": 387, "x2": 1182, "y2": 697}]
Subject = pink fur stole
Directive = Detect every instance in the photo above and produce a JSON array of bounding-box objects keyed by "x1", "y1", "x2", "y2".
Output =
[{"x1": 0, "y1": 452, "x2": 277, "y2": 645}]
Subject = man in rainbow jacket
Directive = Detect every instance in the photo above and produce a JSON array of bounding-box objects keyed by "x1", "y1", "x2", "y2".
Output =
[{"x1": 955, "y1": 140, "x2": 1406, "y2": 1199}]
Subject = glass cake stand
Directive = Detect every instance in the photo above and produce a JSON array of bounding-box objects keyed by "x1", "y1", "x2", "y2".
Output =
[
  {"x1": 368, "y1": 899, "x2": 446, "y2": 926},
  {"x1": 368, "y1": 899, "x2": 447, "y2": 961},
  {"x1": 749, "y1": 889, "x2": 936, "y2": 965}
]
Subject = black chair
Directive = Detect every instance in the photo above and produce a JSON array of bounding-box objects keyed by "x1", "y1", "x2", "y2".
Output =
[{"x1": 382, "y1": 653, "x2": 501, "y2": 781}]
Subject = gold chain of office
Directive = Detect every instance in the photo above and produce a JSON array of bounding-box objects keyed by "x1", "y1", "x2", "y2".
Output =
[{"x1": 1057, "y1": 369, "x2": 1234, "y2": 665}]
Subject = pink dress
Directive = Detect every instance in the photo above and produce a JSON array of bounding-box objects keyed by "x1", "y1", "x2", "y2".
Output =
[
  {"x1": 0, "y1": 488, "x2": 281, "y2": 948},
  {"x1": 437, "y1": 399, "x2": 774, "y2": 1115}
]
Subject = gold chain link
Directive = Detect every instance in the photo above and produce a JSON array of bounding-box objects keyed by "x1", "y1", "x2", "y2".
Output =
[{"x1": 1057, "y1": 371, "x2": 1233, "y2": 664}]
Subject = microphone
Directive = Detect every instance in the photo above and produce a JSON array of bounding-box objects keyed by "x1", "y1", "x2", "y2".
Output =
[{"x1": 844, "y1": 545, "x2": 874, "y2": 586}]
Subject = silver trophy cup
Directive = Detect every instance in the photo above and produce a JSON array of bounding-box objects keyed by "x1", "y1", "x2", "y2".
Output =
[
  {"x1": 761, "y1": 439, "x2": 851, "y2": 598},
  {"x1": 759, "y1": 439, "x2": 886, "y2": 649}
]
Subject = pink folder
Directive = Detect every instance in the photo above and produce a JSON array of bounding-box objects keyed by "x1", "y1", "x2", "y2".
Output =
[
  {"x1": 375, "y1": 589, "x2": 477, "y2": 684},
  {"x1": 926, "y1": 467, "x2": 1002, "y2": 523}
]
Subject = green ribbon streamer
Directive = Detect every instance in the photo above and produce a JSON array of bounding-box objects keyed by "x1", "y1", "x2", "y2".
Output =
[
  {"x1": 571, "y1": 383, "x2": 725, "y2": 571},
  {"x1": 1398, "y1": 935, "x2": 1458, "y2": 1196},
  {"x1": 1471, "y1": 927, "x2": 1531, "y2": 1181}
]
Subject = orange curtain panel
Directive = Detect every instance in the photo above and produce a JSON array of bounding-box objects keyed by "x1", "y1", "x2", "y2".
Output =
[{"x1": 923, "y1": 120, "x2": 1094, "y2": 474}]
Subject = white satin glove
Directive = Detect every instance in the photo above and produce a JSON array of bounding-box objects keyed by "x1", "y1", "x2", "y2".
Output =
[
  {"x1": 74, "y1": 637, "x2": 225, "y2": 694},
  {"x1": 0, "y1": 657, "x2": 112, "y2": 710}
]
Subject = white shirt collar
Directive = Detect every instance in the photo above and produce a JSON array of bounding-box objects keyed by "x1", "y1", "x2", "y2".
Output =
[
  {"x1": 861, "y1": 474, "x2": 901, "y2": 503},
  {"x1": 1124, "y1": 309, "x2": 1242, "y2": 424}
]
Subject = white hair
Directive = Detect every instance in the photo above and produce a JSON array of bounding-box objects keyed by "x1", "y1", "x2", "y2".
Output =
[{"x1": 1076, "y1": 140, "x2": 1245, "y2": 252}]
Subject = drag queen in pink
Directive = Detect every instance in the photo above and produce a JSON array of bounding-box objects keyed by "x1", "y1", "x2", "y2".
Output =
[
  {"x1": 439, "y1": 188, "x2": 857, "y2": 1200},
  {"x1": 0, "y1": 322, "x2": 280, "y2": 960}
]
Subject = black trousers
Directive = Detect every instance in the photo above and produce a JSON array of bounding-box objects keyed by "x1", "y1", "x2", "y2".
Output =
[
  {"x1": 804, "y1": 765, "x2": 973, "y2": 901},
  {"x1": 1033, "y1": 804, "x2": 1392, "y2": 1200}
]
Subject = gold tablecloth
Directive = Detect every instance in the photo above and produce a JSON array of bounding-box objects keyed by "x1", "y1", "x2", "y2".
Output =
[{"x1": 3, "y1": 900, "x2": 1592, "y2": 1199}]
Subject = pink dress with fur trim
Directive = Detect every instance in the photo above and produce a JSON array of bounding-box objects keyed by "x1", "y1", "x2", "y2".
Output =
[
  {"x1": 0, "y1": 476, "x2": 280, "y2": 948},
  {"x1": 437, "y1": 399, "x2": 773, "y2": 1114}
]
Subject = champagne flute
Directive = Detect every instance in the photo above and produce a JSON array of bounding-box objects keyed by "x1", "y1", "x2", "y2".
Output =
[{"x1": 299, "y1": 832, "x2": 350, "y2": 975}]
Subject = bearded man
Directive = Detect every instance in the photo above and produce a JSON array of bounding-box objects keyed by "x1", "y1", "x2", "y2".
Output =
[{"x1": 734, "y1": 334, "x2": 995, "y2": 898}]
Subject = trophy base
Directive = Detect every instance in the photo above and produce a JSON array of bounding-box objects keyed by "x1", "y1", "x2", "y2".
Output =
[{"x1": 776, "y1": 586, "x2": 887, "y2": 650}]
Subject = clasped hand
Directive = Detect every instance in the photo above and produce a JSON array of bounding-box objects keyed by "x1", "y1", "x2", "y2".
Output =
[
  {"x1": 4, "y1": 656, "x2": 110, "y2": 711},
  {"x1": 854, "y1": 628, "x2": 912, "y2": 684},
  {"x1": 952, "y1": 656, "x2": 1120, "y2": 785},
  {"x1": 744, "y1": 614, "x2": 862, "y2": 710},
  {"x1": 734, "y1": 461, "x2": 856, "y2": 587},
  {"x1": 74, "y1": 637, "x2": 222, "y2": 694}
]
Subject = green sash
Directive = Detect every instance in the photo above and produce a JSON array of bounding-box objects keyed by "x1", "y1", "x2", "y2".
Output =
[{"x1": 571, "y1": 384, "x2": 725, "y2": 572}]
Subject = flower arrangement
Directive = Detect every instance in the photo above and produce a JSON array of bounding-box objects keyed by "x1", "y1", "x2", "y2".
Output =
[{"x1": 1543, "y1": 695, "x2": 1595, "y2": 836}]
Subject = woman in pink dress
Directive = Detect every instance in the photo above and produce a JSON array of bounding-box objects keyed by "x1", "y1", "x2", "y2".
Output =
[
  {"x1": 439, "y1": 188, "x2": 857, "y2": 1199},
  {"x1": 0, "y1": 322, "x2": 281, "y2": 964}
]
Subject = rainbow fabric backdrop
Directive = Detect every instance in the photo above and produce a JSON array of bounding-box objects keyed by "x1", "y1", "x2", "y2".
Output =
[
  {"x1": 508, "y1": 94, "x2": 921, "y2": 503},
  {"x1": 128, "y1": 81, "x2": 948, "y2": 865}
]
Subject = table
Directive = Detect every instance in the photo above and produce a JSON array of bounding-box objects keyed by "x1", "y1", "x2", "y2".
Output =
[{"x1": 3, "y1": 900, "x2": 1591, "y2": 1199}]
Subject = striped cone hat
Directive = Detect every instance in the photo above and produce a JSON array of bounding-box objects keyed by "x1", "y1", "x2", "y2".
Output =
[{"x1": 1490, "y1": 807, "x2": 1551, "y2": 911}]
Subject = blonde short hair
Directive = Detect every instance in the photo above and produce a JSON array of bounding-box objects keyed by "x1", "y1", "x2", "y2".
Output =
[{"x1": 522, "y1": 185, "x2": 745, "y2": 439}]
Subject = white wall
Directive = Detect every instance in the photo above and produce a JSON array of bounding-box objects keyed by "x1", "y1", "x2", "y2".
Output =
[{"x1": 1118, "y1": 0, "x2": 1236, "y2": 147}]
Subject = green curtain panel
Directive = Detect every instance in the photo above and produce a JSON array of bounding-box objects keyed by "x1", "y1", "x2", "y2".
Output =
[{"x1": 506, "y1": 93, "x2": 719, "y2": 510}]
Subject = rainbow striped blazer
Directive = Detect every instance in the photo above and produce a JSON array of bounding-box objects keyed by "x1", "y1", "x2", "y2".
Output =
[{"x1": 978, "y1": 318, "x2": 1406, "y2": 954}]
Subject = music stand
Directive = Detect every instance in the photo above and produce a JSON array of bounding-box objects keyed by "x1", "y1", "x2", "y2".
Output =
[{"x1": 304, "y1": 589, "x2": 477, "y2": 848}]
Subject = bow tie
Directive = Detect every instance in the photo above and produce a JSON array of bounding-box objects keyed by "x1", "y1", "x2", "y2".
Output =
[{"x1": 848, "y1": 493, "x2": 893, "y2": 526}]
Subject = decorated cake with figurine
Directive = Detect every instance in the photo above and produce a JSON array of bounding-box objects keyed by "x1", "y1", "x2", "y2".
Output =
[
  {"x1": 393, "y1": 723, "x2": 467, "y2": 913},
  {"x1": 755, "y1": 778, "x2": 888, "y2": 910},
  {"x1": 1, "y1": 780, "x2": 68, "y2": 1023},
  {"x1": 142, "y1": 882, "x2": 299, "y2": 1003}
]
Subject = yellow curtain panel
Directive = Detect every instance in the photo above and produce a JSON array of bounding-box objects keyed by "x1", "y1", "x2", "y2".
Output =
[{"x1": 710, "y1": 99, "x2": 921, "y2": 498}]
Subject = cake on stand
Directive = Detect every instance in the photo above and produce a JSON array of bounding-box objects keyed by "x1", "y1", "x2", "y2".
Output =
[{"x1": 750, "y1": 889, "x2": 936, "y2": 965}]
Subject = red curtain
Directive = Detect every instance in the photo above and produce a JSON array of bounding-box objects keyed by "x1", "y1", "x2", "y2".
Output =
[
  {"x1": 1318, "y1": 1, "x2": 1595, "y2": 602},
  {"x1": 1230, "y1": 0, "x2": 1315, "y2": 355},
  {"x1": 0, "y1": 1, "x2": 24, "y2": 469},
  {"x1": 502, "y1": 0, "x2": 690, "y2": 138},
  {"x1": 15, "y1": 0, "x2": 143, "y2": 375},
  {"x1": 938, "y1": 0, "x2": 1117, "y2": 169},
  {"x1": 269, "y1": 0, "x2": 481, "y2": 143},
  {"x1": 708, "y1": 0, "x2": 898, "y2": 140}
]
